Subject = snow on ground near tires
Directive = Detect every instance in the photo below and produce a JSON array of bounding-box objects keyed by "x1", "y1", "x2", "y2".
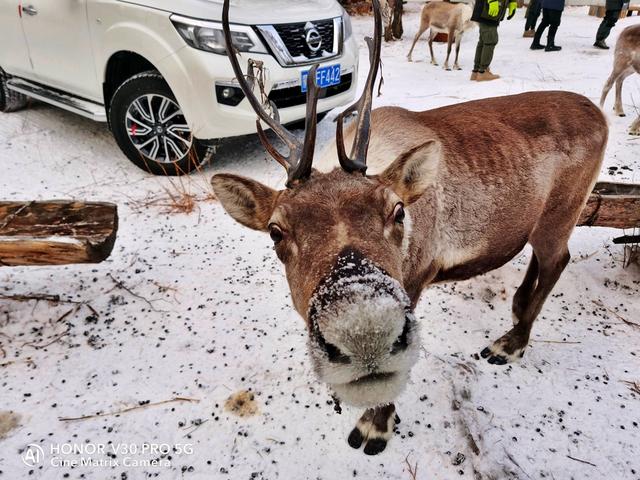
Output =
[{"x1": 1, "y1": 3, "x2": 639, "y2": 479}]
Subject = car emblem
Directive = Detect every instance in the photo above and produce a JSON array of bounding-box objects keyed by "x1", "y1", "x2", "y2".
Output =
[{"x1": 305, "y1": 26, "x2": 323, "y2": 53}]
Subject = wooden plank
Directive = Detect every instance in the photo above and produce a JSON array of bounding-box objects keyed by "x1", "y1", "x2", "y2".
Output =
[
  {"x1": 0, "y1": 201, "x2": 118, "y2": 267},
  {"x1": 577, "y1": 182, "x2": 640, "y2": 229}
]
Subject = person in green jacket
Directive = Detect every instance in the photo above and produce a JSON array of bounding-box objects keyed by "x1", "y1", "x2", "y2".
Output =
[{"x1": 470, "y1": 0, "x2": 518, "y2": 81}]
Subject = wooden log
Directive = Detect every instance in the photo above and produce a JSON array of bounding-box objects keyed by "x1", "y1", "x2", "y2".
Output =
[
  {"x1": 577, "y1": 182, "x2": 640, "y2": 229},
  {"x1": 0, "y1": 201, "x2": 118, "y2": 267}
]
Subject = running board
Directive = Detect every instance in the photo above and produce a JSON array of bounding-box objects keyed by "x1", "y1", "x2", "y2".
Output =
[{"x1": 7, "y1": 78, "x2": 107, "y2": 122}]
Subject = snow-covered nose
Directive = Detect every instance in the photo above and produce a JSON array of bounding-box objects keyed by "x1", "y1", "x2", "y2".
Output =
[{"x1": 308, "y1": 248, "x2": 412, "y2": 369}]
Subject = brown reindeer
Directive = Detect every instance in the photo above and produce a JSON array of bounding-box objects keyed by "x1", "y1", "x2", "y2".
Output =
[
  {"x1": 212, "y1": 0, "x2": 608, "y2": 455},
  {"x1": 406, "y1": 1, "x2": 475, "y2": 70},
  {"x1": 600, "y1": 24, "x2": 640, "y2": 135}
]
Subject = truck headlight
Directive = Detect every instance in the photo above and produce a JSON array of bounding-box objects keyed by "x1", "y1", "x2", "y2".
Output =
[{"x1": 171, "y1": 15, "x2": 267, "y2": 55}]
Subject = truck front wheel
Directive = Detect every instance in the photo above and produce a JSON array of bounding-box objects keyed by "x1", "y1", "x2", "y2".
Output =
[{"x1": 109, "y1": 71, "x2": 213, "y2": 176}]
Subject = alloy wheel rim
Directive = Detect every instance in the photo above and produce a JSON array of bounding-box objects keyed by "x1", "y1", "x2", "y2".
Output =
[{"x1": 125, "y1": 94, "x2": 193, "y2": 164}]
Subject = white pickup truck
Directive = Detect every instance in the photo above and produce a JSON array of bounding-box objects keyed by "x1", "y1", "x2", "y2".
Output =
[{"x1": 0, "y1": 0, "x2": 358, "y2": 175}]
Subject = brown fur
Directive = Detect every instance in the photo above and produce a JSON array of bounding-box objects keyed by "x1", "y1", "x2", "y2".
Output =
[
  {"x1": 406, "y1": 1, "x2": 475, "y2": 70},
  {"x1": 214, "y1": 90, "x2": 606, "y2": 346},
  {"x1": 212, "y1": 90, "x2": 607, "y2": 452},
  {"x1": 600, "y1": 24, "x2": 640, "y2": 134}
]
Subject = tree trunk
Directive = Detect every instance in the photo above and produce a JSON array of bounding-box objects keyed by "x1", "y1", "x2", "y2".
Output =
[{"x1": 0, "y1": 201, "x2": 118, "y2": 267}]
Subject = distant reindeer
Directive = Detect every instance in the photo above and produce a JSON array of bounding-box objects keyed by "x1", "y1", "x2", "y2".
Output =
[
  {"x1": 600, "y1": 24, "x2": 640, "y2": 135},
  {"x1": 213, "y1": 0, "x2": 608, "y2": 455},
  {"x1": 407, "y1": 1, "x2": 475, "y2": 70}
]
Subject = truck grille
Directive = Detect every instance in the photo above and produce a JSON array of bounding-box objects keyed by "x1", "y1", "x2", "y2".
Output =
[
  {"x1": 269, "y1": 73, "x2": 352, "y2": 109},
  {"x1": 272, "y1": 19, "x2": 335, "y2": 61}
]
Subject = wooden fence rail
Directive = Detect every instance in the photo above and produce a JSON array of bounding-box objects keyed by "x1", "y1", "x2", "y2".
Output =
[{"x1": 0, "y1": 201, "x2": 118, "y2": 267}]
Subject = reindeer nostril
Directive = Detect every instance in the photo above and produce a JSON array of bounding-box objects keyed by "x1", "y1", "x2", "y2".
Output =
[
  {"x1": 313, "y1": 324, "x2": 351, "y2": 364},
  {"x1": 324, "y1": 341, "x2": 351, "y2": 364},
  {"x1": 391, "y1": 316, "x2": 411, "y2": 354}
]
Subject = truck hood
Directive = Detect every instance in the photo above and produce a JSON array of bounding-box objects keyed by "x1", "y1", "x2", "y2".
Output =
[{"x1": 119, "y1": 0, "x2": 344, "y2": 24}]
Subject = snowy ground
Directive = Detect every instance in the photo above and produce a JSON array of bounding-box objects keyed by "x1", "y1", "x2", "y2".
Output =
[{"x1": 1, "y1": 3, "x2": 640, "y2": 480}]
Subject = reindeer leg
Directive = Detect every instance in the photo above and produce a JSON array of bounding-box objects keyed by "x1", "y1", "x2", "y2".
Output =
[
  {"x1": 599, "y1": 71, "x2": 617, "y2": 109},
  {"x1": 482, "y1": 246, "x2": 570, "y2": 365},
  {"x1": 407, "y1": 24, "x2": 428, "y2": 62},
  {"x1": 444, "y1": 32, "x2": 454, "y2": 70},
  {"x1": 614, "y1": 69, "x2": 633, "y2": 117},
  {"x1": 348, "y1": 404, "x2": 397, "y2": 455},
  {"x1": 428, "y1": 31, "x2": 438, "y2": 66},
  {"x1": 511, "y1": 252, "x2": 539, "y2": 326},
  {"x1": 454, "y1": 33, "x2": 463, "y2": 70}
]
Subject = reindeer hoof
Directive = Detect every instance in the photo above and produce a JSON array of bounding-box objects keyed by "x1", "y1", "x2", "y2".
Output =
[
  {"x1": 348, "y1": 427, "x2": 365, "y2": 449},
  {"x1": 480, "y1": 347, "x2": 512, "y2": 365},
  {"x1": 348, "y1": 406, "x2": 396, "y2": 455},
  {"x1": 445, "y1": 67, "x2": 452, "y2": 71},
  {"x1": 480, "y1": 331, "x2": 527, "y2": 365},
  {"x1": 364, "y1": 438, "x2": 388, "y2": 456},
  {"x1": 348, "y1": 424, "x2": 390, "y2": 455},
  {"x1": 455, "y1": 66, "x2": 463, "y2": 71}
]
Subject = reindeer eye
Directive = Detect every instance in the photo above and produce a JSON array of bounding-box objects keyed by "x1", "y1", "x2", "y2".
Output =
[
  {"x1": 393, "y1": 203, "x2": 405, "y2": 225},
  {"x1": 268, "y1": 224, "x2": 283, "y2": 244}
]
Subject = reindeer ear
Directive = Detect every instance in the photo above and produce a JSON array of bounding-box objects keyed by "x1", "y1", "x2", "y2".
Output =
[
  {"x1": 211, "y1": 174, "x2": 279, "y2": 231},
  {"x1": 379, "y1": 140, "x2": 441, "y2": 205}
]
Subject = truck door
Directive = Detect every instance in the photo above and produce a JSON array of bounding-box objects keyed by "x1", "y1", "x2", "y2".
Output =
[
  {"x1": 0, "y1": 0, "x2": 34, "y2": 78},
  {"x1": 19, "y1": 0, "x2": 100, "y2": 101}
]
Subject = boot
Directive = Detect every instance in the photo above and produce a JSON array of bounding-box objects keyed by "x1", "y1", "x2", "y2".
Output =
[
  {"x1": 470, "y1": 71, "x2": 479, "y2": 81},
  {"x1": 476, "y1": 70, "x2": 500, "y2": 81},
  {"x1": 523, "y1": 29, "x2": 535, "y2": 38},
  {"x1": 530, "y1": 26, "x2": 545, "y2": 49},
  {"x1": 545, "y1": 25, "x2": 561, "y2": 51},
  {"x1": 594, "y1": 39, "x2": 609, "y2": 49}
]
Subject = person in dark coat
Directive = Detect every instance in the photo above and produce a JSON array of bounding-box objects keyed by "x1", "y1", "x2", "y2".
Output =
[
  {"x1": 530, "y1": 0, "x2": 565, "y2": 51},
  {"x1": 470, "y1": 0, "x2": 518, "y2": 81},
  {"x1": 594, "y1": 0, "x2": 629, "y2": 49},
  {"x1": 523, "y1": 0, "x2": 542, "y2": 37}
]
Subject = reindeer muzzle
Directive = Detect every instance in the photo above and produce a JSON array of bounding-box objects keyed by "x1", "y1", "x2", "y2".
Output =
[{"x1": 307, "y1": 248, "x2": 419, "y2": 407}]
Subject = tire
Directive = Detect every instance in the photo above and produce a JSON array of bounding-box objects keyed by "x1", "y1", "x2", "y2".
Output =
[
  {"x1": 0, "y1": 68, "x2": 28, "y2": 113},
  {"x1": 109, "y1": 71, "x2": 213, "y2": 176}
]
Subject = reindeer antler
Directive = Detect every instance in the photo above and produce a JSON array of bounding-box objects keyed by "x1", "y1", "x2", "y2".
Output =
[
  {"x1": 336, "y1": 0, "x2": 383, "y2": 175},
  {"x1": 222, "y1": 0, "x2": 320, "y2": 187}
]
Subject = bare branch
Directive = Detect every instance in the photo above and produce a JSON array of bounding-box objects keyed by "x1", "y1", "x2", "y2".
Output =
[{"x1": 59, "y1": 397, "x2": 200, "y2": 422}]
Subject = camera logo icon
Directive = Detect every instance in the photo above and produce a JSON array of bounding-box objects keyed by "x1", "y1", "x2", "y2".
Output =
[{"x1": 22, "y1": 444, "x2": 44, "y2": 467}]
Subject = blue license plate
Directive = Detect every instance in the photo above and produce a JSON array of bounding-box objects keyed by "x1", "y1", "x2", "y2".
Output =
[{"x1": 301, "y1": 64, "x2": 341, "y2": 92}]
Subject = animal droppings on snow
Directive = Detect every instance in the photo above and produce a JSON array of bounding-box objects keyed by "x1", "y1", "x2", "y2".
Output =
[{"x1": 224, "y1": 390, "x2": 259, "y2": 417}]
